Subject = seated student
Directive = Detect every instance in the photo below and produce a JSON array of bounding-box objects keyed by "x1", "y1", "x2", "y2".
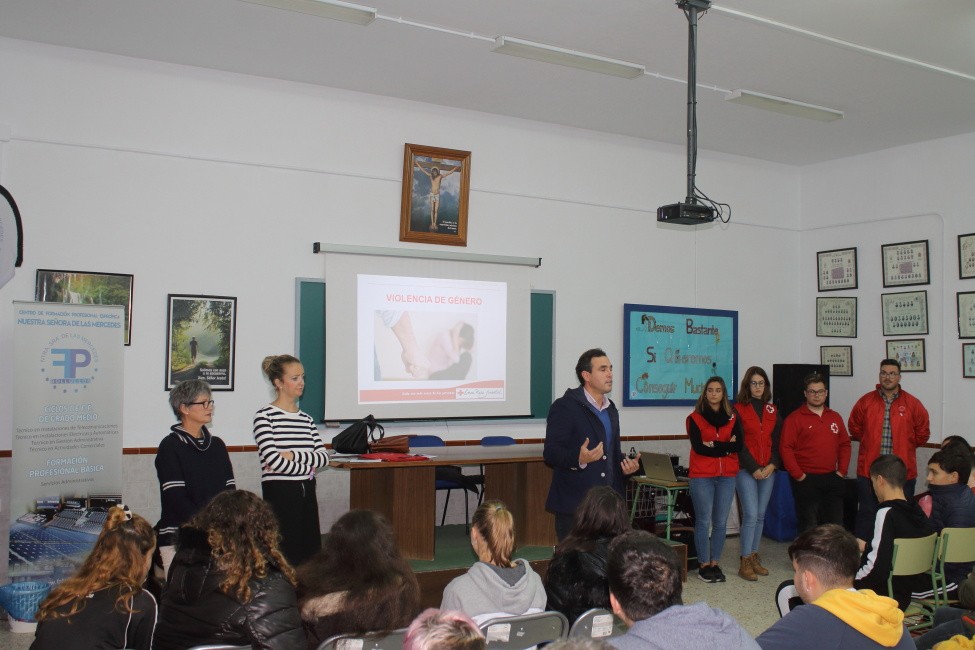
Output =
[
  {"x1": 914, "y1": 605, "x2": 975, "y2": 650},
  {"x1": 441, "y1": 501, "x2": 546, "y2": 624},
  {"x1": 544, "y1": 486, "x2": 631, "y2": 623},
  {"x1": 404, "y1": 609, "x2": 486, "y2": 650},
  {"x1": 941, "y1": 436, "x2": 975, "y2": 492},
  {"x1": 31, "y1": 505, "x2": 157, "y2": 650},
  {"x1": 922, "y1": 451, "x2": 975, "y2": 597},
  {"x1": 297, "y1": 510, "x2": 421, "y2": 649},
  {"x1": 756, "y1": 524, "x2": 913, "y2": 649},
  {"x1": 606, "y1": 529, "x2": 758, "y2": 650},
  {"x1": 854, "y1": 454, "x2": 935, "y2": 610},
  {"x1": 154, "y1": 490, "x2": 304, "y2": 650}
]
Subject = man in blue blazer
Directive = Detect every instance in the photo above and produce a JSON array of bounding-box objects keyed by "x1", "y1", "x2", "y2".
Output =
[{"x1": 544, "y1": 348, "x2": 642, "y2": 540}]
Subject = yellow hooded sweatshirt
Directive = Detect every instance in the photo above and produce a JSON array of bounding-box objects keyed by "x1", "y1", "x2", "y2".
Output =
[{"x1": 813, "y1": 588, "x2": 905, "y2": 647}]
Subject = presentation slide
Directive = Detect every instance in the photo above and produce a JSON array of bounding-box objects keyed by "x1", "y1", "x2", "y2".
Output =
[{"x1": 357, "y1": 274, "x2": 506, "y2": 404}]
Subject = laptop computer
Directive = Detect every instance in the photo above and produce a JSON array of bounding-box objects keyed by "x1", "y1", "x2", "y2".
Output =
[{"x1": 639, "y1": 452, "x2": 688, "y2": 486}]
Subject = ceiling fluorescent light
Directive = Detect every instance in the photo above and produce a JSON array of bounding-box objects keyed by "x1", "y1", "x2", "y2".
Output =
[
  {"x1": 725, "y1": 89, "x2": 843, "y2": 122},
  {"x1": 240, "y1": 0, "x2": 376, "y2": 25},
  {"x1": 492, "y1": 36, "x2": 644, "y2": 79}
]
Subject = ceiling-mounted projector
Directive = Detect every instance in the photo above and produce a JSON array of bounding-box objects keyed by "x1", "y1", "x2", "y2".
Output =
[{"x1": 657, "y1": 201, "x2": 716, "y2": 225}]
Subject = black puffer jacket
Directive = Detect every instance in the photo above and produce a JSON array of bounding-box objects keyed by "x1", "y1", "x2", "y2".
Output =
[
  {"x1": 543, "y1": 537, "x2": 611, "y2": 623},
  {"x1": 154, "y1": 527, "x2": 305, "y2": 650}
]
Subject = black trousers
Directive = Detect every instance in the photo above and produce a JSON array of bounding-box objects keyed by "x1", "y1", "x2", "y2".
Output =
[
  {"x1": 791, "y1": 472, "x2": 845, "y2": 534},
  {"x1": 262, "y1": 478, "x2": 321, "y2": 567}
]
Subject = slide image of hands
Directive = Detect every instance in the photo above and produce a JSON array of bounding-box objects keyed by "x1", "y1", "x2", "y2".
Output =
[{"x1": 375, "y1": 311, "x2": 476, "y2": 381}]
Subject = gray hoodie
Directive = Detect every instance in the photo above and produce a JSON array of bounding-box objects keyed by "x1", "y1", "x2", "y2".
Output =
[
  {"x1": 609, "y1": 601, "x2": 759, "y2": 650},
  {"x1": 441, "y1": 559, "x2": 547, "y2": 624}
]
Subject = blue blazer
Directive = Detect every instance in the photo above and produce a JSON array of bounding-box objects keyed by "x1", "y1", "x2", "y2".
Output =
[{"x1": 543, "y1": 386, "x2": 624, "y2": 515}]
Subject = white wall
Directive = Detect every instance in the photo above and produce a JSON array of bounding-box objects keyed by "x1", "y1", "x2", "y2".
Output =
[
  {"x1": 0, "y1": 37, "x2": 803, "y2": 450},
  {"x1": 800, "y1": 132, "x2": 975, "y2": 443}
]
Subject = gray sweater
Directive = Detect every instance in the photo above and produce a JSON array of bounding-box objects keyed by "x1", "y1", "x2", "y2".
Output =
[
  {"x1": 441, "y1": 559, "x2": 547, "y2": 624},
  {"x1": 609, "y1": 602, "x2": 759, "y2": 650}
]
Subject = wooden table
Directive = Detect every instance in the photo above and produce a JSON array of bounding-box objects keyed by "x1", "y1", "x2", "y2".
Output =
[{"x1": 330, "y1": 444, "x2": 556, "y2": 560}]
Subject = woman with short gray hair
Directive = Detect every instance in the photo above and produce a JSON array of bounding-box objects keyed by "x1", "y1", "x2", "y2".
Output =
[{"x1": 155, "y1": 379, "x2": 235, "y2": 576}]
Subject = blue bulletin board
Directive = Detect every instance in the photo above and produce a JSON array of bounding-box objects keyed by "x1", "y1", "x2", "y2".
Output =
[{"x1": 623, "y1": 304, "x2": 738, "y2": 407}]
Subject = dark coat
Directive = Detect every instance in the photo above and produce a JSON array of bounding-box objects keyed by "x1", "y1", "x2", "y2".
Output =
[
  {"x1": 154, "y1": 527, "x2": 305, "y2": 650},
  {"x1": 543, "y1": 538, "x2": 611, "y2": 623},
  {"x1": 544, "y1": 387, "x2": 625, "y2": 515}
]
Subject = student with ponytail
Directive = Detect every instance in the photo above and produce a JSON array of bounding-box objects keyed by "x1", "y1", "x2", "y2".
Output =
[
  {"x1": 441, "y1": 501, "x2": 546, "y2": 624},
  {"x1": 32, "y1": 505, "x2": 157, "y2": 650}
]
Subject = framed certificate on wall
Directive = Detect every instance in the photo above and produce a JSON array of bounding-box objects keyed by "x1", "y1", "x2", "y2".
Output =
[
  {"x1": 881, "y1": 290, "x2": 928, "y2": 336},
  {"x1": 882, "y1": 240, "x2": 929, "y2": 287},
  {"x1": 820, "y1": 345, "x2": 853, "y2": 376},
  {"x1": 817, "y1": 247, "x2": 858, "y2": 292},
  {"x1": 816, "y1": 297, "x2": 857, "y2": 338},
  {"x1": 886, "y1": 339, "x2": 925, "y2": 373},
  {"x1": 959, "y1": 291, "x2": 975, "y2": 339}
]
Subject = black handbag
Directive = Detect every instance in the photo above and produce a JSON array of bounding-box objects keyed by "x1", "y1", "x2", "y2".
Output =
[{"x1": 331, "y1": 414, "x2": 384, "y2": 454}]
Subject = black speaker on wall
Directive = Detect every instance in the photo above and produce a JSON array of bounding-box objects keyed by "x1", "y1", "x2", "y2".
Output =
[{"x1": 772, "y1": 364, "x2": 830, "y2": 420}]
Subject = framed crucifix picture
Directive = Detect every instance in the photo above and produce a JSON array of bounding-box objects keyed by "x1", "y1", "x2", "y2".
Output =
[{"x1": 400, "y1": 143, "x2": 471, "y2": 247}]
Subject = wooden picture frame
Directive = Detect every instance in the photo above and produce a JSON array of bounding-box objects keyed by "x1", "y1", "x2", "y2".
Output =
[
  {"x1": 820, "y1": 345, "x2": 853, "y2": 377},
  {"x1": 882, "y1": 239, "x2": 930, "y2": 287},
  {"x1": 817, "y1": 247, "x2": 858, "y2": 291},
  {"x1": 35, "y1": 269, "x2": 134, "y2": 345},
  {"x1": 816, "y1": 296, "x2": 857, "y2": 338},
  {"x1": 959, "y1": 291, "x2": 975, "y2": 339},
  {"x1": 959, "y1": 233, "x2": 975, "y2": 280},
  {"x1": 881, "y1": 290, "x2": 928, "y2": 336},
  {"x1": 964, "y1": 343, "x2": 975, "y2": 378},
  {"x1": 166, "y1": 294, "x2": 237, "y2": 390},
  {"x1": 886, "y1": 339, "x2": 925, "y2": 373},
  {"x1": 400, "y1": 143, "x2": 471, "y2": 247}
]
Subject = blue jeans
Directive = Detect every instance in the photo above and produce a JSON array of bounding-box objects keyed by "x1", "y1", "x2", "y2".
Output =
[
  {"x1": 736, "y1": 469, "x2": 776, "y2": 556},
  {"x1": 689, "y1": 476, "x2": 736, "y2": 564}
]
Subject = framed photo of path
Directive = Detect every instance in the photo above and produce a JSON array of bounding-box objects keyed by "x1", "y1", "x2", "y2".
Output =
[
  {"x1": 882, "y1": 239, "x2": 929, "y2": 287},
  {"x1": 959, "y1": 291, "x2": 975, "y2": 339},
  {"x1": 820, "y1": 345, "x2": 853, "y2": 377},
  {"x1": 817, "y1": 247, "x2": 858, "y2": 291},
  {"x1": 400, "y1": 143, "x2": 471, "y2": 247},
  {"x1": 882, "y1": 290, "x2": 928, "y2": 336},
  {"x1": 886, "y1": 339, "x2": 925, "y2": 373},
  {"x1": 816, "y1": 296, "x2": 857, "y2": 338},
  {"x1": 165, "y1": 294, "x2": 237, "y2": 390}
]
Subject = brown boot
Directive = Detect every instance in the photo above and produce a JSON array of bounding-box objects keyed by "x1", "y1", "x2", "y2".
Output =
[
  {"x1": 750, "y1": 552, "x2": 770, "y2": 576},
  {"x1": 738, "y1": 555, "x2": 757, "y2": 581}
]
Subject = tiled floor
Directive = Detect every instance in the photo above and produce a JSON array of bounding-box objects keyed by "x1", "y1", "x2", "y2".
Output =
[{"x1": 0, "y1": 536, "x2": 793, "y2": 648}]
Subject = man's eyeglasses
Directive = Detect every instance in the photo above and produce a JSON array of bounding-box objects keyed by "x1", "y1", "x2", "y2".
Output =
[
  {"x1": 805, "y1": 389, "x2": 827, "y2": 396},
  {"x1": 879, "y1": 371, "x2": 900, "y2": 378},
  {"x1": 188, "y1": 400, "x2": 215, "y2": 408}
]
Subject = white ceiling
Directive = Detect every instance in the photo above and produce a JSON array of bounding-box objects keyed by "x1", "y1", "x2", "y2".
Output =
[{"x1": 1, "y1": 0, "x2": 974, "y2": 165}]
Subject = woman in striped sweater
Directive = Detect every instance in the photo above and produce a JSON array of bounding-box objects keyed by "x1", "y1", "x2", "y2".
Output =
[{"x1": 254, "y1": 354, "x2": 330, "y2": 566}]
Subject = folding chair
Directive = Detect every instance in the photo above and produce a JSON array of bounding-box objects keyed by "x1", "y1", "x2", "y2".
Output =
[
  {"x1": 928, "y1": 527, "x2": 975, "y2": 607},
  {"x1": 410, "y1": 435, "x2": 478, "y2": 528},
  {"x1": 568, "y1": 608, "x2": 626, "y2": 639},
  {"x1": 480, "y1": 611, "x2": 569, "y2": 649},
  {"x1": 317, "y1": 627, "x2": 408, "y2": 650},
  {"x1": 888, "y1": 533, "x2": 938, "y2": 631}
]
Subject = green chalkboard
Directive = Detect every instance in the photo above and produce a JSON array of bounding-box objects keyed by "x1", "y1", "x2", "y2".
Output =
[{"x1": 296, "y1": 280, "x2": 554, "y2": 422}]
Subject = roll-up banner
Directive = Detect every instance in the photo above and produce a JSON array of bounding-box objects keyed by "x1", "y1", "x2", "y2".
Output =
[{"x1": 9, "y1": 301, "x2": 124, "y2": 584}]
